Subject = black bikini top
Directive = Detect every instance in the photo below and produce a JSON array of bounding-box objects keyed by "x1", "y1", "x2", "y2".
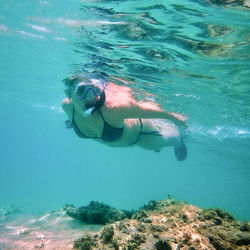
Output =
[
  {"x1": 65, "y1": 92, "x2": 124, "y2": 142},
  {"x1": 69, "y1": 108, "x2": 124, "y2": 142}
]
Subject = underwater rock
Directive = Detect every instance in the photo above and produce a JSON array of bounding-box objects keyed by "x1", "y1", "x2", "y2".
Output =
[
  {"x1": 73, "y1": 199, "x2": 250, "y2": 250},
  {"x1": 65, "y1": 201, "x2": 133, "y2": 225},
  {"x1": 101, "y1": 225, "x2": 114, "y2": 243},
  {"x1": 240, "y1": 221, "x2": 250, "y2": 232},
  {"x1": 154, "y1": 239, "x2": 172, "y2": 250},
  {"x1": 74, "y1": 234, "x2": 97, "y2": 250}
]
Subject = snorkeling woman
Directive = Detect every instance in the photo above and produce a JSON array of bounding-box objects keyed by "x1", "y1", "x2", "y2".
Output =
[{"x1": 62, "y1": 75, "x2": 188, "y2": 161}]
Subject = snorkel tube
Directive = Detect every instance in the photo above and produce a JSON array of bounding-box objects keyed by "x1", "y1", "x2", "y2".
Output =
[{"x1": 84, "y1": 90, "x2": 106, "y2": 117}]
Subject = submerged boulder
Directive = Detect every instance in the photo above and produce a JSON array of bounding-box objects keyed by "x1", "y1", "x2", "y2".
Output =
[
  {"x1": 72, "y1": 199, "x2": 250, "y2": 250},
  {"x1": 65, "y1": 201, "x2": 133, "y2": 225}
]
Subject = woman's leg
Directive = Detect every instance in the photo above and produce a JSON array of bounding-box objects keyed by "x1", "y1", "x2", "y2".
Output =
[{"x1": 136, "y1": 119, "x2": 181, "y2": 151}]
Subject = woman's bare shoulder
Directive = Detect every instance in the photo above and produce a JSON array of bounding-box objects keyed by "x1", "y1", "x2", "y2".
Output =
[{"x1": 105, "y1": 84, "x2": 135, "y2": 107}]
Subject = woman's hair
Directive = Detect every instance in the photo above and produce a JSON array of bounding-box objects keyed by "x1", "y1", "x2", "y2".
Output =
[
  {"x1": 63, "y1": 75, "x2": 90, "y2": 88},
  {"x1": 63, "y1": 75, "x2": 101, "y2": 98},
  {"x1": 63, "y1": 75, "x2": 81, "y2": 98}
]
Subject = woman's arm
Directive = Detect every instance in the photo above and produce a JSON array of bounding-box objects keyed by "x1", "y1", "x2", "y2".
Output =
[
  {"x1": 62, "y1": 98, "x2": 73, "y2": 119},
  {"x1": 117, "y1": 101, "x2": 187, "y2": 127}
]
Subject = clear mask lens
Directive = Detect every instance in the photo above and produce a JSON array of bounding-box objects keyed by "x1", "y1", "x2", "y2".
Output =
[
  {"x1": 75, "y1": 85, "x2": 90, "y2": 100},
  {"x1": 74, "y1": 80, "x2": 104, "y2": 101}
]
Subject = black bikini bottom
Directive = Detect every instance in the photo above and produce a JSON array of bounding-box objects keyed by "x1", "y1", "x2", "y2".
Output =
[{"x1": 128, "y1": 119, "x2": 161, "y2": 145}]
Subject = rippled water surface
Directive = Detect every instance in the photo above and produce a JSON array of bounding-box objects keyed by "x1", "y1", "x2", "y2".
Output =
[{"x1": 0, "y1": 0, "x2": 249, "y2": 226}]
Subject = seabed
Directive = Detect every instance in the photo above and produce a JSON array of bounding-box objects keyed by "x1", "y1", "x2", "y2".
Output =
[{"x1": 1, "y1": 199, "x2": 249, "y2": 249}]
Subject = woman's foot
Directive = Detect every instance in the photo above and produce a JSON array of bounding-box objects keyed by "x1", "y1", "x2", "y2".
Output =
[{"x1": 174, "y1": 141, "x2": 187, "y2": 161}]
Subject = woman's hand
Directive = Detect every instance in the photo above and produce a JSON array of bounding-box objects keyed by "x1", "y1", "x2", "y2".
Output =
[{"x1": 169, "y1": 112, "x2": 188, "y2": 128}]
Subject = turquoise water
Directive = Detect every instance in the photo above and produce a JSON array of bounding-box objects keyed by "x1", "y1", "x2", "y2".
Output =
[{"x1": 0, "y1": 0, "x2": 249, "y2": 223}]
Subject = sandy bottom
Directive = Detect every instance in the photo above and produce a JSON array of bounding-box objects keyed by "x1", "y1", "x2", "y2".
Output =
[{"x1": 0, "y1": 208, "x2": 101, "y2": 249}]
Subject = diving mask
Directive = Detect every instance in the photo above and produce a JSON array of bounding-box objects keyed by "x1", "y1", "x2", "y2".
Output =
[
  {"x1": 73, "y1": 79, "x2": 106, "y2": 117},
  {"x1": 74, "y1": 79, "x2": 105, "y2": 101}
]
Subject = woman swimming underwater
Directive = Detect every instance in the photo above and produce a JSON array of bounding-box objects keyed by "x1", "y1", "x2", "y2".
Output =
[{"x1": 62, "y1": 75, "x2": 188, "y2": 161}]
